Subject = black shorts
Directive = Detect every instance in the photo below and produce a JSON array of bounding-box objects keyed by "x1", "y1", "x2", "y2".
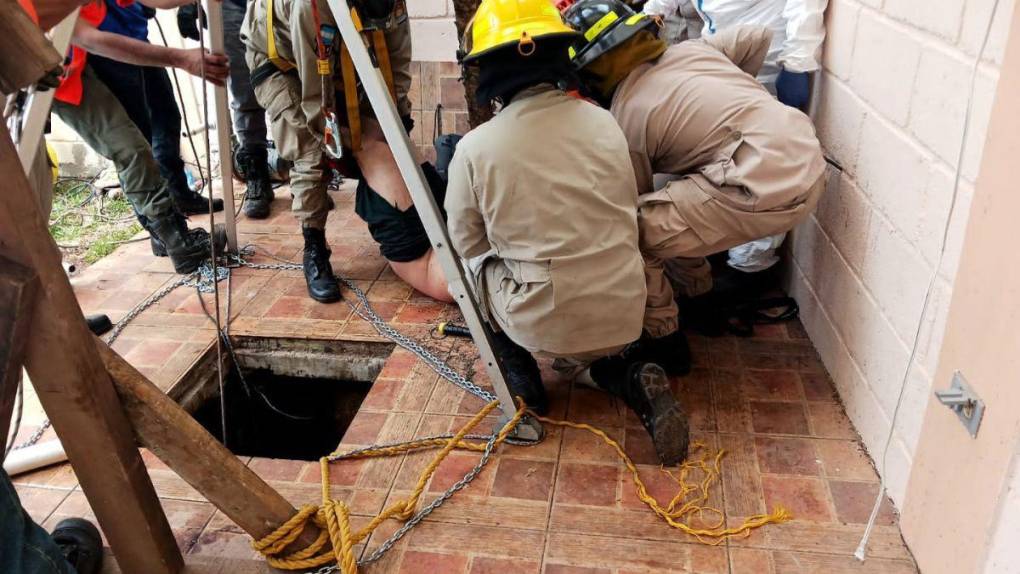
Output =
[{"x1": 353, "y1": 163, "x2": 446, "y2": 263}]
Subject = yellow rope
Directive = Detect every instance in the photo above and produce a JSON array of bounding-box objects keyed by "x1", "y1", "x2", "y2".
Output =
[{"x1": 252, "y1": 400, "x2": 790, "y2": 572}]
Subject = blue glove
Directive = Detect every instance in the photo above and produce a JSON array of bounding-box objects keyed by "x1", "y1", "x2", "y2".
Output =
[{"x1": 776, "y1": 69, "x2": 811, "y2": 111}]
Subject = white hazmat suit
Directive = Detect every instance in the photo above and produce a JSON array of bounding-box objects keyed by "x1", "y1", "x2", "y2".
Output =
[{"x1": 643, "y1": 0, "x2": 827, "y2": 273}]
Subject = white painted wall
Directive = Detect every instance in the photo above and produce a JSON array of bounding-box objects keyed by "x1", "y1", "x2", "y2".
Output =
[
  {"x1": 789, "y1": 0, "x2": 1015, "y2": 505},
  {"x1": 408, "y1": 0, "x2": 459, "y2": 62}
]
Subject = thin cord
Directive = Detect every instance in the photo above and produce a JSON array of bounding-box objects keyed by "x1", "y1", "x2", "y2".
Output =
[
  {"x1": 854, "y1": 0, "x2": 1001, "y2": 560},
  {"x1": 196, "y1": 0, "x2": 229, "y2": 448}
]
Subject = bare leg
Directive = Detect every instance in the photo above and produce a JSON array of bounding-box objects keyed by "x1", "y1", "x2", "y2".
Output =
[{"x1": 354, "y1": 119, "x2": 452, "y2": 302}]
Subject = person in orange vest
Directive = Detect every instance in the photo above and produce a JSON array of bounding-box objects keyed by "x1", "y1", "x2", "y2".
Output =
[
  {"x1": 42, "y1": 0, "x2": 230, "y2": 274},
  {"x1": 77, "y1": 0, "x2": 228, "y2": 216}
]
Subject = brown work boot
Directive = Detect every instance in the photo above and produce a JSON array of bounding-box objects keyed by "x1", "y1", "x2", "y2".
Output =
[{"x1": 590, "y1": 359, "x2": 689, "y2": 465}]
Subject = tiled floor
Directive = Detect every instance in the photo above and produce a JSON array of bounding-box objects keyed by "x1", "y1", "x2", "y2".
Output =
[{"x1": 13, "y1": 186, "x2": 918, "y2": 573}]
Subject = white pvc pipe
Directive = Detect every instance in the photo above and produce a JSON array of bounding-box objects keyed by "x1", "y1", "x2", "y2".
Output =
[
  {"x1": 201, "y1": 0, "x2": 238, "y2": 253},
  {"x1": 3, "y1": 439, "x2": 67, "y2": 476}
]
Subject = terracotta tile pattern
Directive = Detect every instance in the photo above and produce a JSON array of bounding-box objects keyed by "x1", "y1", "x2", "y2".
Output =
[{"x1": 32, "y1": 121, "x2": 918, "y2": 572}]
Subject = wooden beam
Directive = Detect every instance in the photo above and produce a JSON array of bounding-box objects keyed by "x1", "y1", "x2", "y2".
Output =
[
  {"x1": 0, "y1": 255, "x2": 39, "y2": 459},
  {"x1": 0, "y1": 0, "x2": 62, "y2": 93},
  {"x1": 98, "y1": 341, "x2": 321, "y2": 548},
  {"x1": 0, "y1": 122, "x2": 184, "y2": 573}
]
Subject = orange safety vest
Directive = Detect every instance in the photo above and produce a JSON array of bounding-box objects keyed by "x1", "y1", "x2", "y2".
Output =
[
  {"x1": 18, "y1": 0, "x2": 134, "y2": 106},
  {"x1": 54, "y1": 2, "x2": 110, "y2": 105},
  {"x1": 17, "y1": 0, "x2": 39, "y2": 23}
]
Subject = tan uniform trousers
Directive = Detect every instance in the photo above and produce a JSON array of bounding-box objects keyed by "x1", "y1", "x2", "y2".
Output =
[
  {"x1": 252, "y1": 71, "x2": 329, "y2": 228},
  {"x1": 640, "y1": 172, "x2": 825, "y2": 338},
  {"x1": 251, "y1": 23, "x2": 413, "y2": 229}
]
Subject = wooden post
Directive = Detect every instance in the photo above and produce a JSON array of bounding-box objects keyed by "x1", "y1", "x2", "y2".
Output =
[
  {"x1": 98, "y1": 342, "x2": 321, "y2": 548},
  {"x1": 0, "y1": 255, "x2": 39, "y2": 458},
  {"x1": 0, "y1": 0, "x2": 62, "y2": 94},
  {"x1": 0, "y1": 122, "x2": 184, "y2": 573}
]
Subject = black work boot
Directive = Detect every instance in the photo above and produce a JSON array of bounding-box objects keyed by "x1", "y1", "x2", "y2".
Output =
[
  {"x1": 51, "y1": 518, "x2": 103, "y2": 574},
  {"x1": 490, "y1": 330, "x2": 548, "y2": 415},
  {"x1": 167, "y1": 171, "x2": 224, "y2": 215},
  {"x1": 622, "y1": 330, "x2": 692, "y2": 377},
  {"x1": 148, "y1": 212, "x2": 227, "y2": 274},
  {"x1": 238, "y1": 146, "x2": 273, "y2": 219},
  {"x1": 590, "y1": 358, "x2": 689, "y2": 465},
  {"x1": 85, "y1": 314, "x2": 113, "y2": 336},
  {"x1": 302, "y1": 227, "x2": 341, "y2": 303}
]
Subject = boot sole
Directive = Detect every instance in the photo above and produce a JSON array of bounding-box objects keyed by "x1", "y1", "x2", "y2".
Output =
[{"x1": 635, "y1": 364, "x2": 690, "y2": 465}]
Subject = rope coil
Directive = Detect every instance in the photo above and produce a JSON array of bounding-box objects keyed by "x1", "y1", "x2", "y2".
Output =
[{"x1": 253, "y1": 400, "x2": 790, "y2": 573}]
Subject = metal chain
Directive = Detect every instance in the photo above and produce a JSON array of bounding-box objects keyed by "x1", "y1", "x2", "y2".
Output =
[
  {"x1": 13, "y1": 243, "x2": 522, "y2": 572},
  {"x1": 231, "y1": 245, "x2": 498, "y2": 403},
  {"x1": 302, "y1": 430, "x2": 506, "y2": 574},
  {"x1": 11, "y1": 264, "x2": 227, "y2": 451}
]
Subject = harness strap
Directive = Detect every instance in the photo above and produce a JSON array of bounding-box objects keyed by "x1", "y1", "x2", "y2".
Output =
[
  {"x1": 370, "y1": 30, "x2": 396, "y2": 100},
  {"x1": 340, "y1": 41, "x2": 361, "y2": 151},
  {"x1": 266, "y1": 0, "x2": 295, "y2": 72}
]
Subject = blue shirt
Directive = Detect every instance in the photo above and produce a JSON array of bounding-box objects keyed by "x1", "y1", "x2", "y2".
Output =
[{"x1": 98, "y1": 0, "x2": 151, "y2": 42}]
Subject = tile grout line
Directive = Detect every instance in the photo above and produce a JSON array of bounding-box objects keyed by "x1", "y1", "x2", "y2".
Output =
[{"x1": 538, "y1": 378, "x2": 573, "y2": 572}]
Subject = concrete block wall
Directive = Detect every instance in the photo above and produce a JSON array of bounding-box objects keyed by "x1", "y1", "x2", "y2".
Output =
[{"x1": 790, "y1": 0, "x2": 1015, "y2": 505}]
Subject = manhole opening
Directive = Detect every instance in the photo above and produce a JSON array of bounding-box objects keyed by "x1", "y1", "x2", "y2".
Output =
[{"x1": 179, "y1": 336, "x2": 394, "y2": 461}]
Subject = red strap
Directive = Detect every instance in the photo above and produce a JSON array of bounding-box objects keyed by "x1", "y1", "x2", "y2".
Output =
[
  {"x1": 17, "y1": 0, "x2": 39, "y2": 24},
  {"x1": 309, "y1": 0, "x2": 328, "y2": 63}
]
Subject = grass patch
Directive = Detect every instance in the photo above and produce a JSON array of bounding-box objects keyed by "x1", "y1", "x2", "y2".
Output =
[
  {"x1": 84, "y1": 223, "x2": 143, "y2": 264},
  {"x1": 49, "y1": 177, "x2": 145, "y2": 271}
]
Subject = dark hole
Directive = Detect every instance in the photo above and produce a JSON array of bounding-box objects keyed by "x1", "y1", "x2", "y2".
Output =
[{"x1": 193, "y1": 366, "x2": 371, "y2": 461}]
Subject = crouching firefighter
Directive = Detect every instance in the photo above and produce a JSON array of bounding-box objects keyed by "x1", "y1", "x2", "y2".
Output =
[
  {"x1": 448, "y1": 0, "x2": 689, "y2": 465},
  {"x1": 241, "y1": 0, "x2": 452, "y2": 303},
  {"x1": 563, "y1": 0, "x2": 826, "y2": 356}
]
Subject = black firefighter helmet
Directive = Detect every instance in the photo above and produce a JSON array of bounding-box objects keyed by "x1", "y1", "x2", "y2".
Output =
[{"x1": 561, "y1": 0, "x2": 658, "y2": 69}]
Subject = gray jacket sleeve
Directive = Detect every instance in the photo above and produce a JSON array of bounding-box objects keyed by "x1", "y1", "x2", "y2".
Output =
[{"x1": 701, "y1": 26, "x2": 774, "y2": 77}]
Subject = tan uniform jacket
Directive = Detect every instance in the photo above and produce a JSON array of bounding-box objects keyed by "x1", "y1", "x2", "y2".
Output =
[
  {"x1": 240, "y1": 0, "x2": 412, "y2": 146},
  {"x1": 611, "y1": 26, "x2": 825, "y2": 209},
  {"x1": 445, "y1": 86, "x2": 647, "y2": 356}
]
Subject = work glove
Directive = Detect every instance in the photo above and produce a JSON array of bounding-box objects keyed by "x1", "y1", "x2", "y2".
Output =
[
  {"x1": 36, "y1": 65, "x2": 63, "y2": 91},
  {"x1": 776, "y1": 68, "x2": 810, "y2": 111}
]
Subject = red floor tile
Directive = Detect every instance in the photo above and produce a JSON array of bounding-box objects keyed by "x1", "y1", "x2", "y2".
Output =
[
  {"x1": 828, "y1": 480, "x2": 897, "y2": 525},
  {"x1": 491, "y1": 458, "x2": 556, "y2": 501},
  {"x1": 814, "y1": 440, "x2": 879, "y2": 481},
  {"x1": 807, "y1": 402, "x2": 858, "y2": 439},
  {"x1": 750, "y1": 401, "x2": 811, "y2": 435},
  {"x1": 754, "y1": 437, "x2": 821, "y2": 476},
  {"x1": 761, "y1": 476, "x2": 836, "y2": 523},
  {"x1": 554, "y1": 462, "x2": 619, "y2": 507},
  {"x1": 397, "y1": 550, "x2": 470, "y2": 574},
  {"x1": 469, "y1": 556, "x2": 541, "y2": 574},
  {"x1": 561, "y1": 426, "x2": 624, "y2": 464},
  {"x1": 743, "y1": 369, "x2": 804, "y2": 401}
]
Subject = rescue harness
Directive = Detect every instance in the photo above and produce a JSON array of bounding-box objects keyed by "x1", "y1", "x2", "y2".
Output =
[{"x1": 251, "y1": 0, "x2": 401, "y2": 154}]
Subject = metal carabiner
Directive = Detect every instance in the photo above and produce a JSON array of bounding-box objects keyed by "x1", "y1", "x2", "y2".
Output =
[{"x1": 322, "y1": 110, "x2": 344, "y2": 159}]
